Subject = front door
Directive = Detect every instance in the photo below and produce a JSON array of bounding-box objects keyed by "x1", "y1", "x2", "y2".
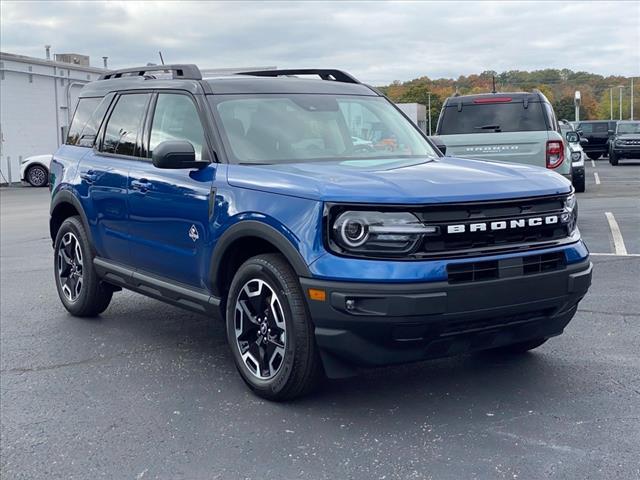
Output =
[{"x1": 127, "y1": 92, "x2": 215, "y2": 289}]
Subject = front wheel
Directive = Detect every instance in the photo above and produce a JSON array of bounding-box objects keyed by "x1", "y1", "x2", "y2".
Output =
[
  {"x1": 573, "y1": 174, "x2": 585, "y2": 193},
  {"x1": 26, "y1": 165, "x2": 48, "y2": 187},
  {"x1": 609, "y1": 150, "x2": 619, "y2": 165},
  {"x1": 587, "y1": 152, "x2": 601, "y2": 161},
  {"x1": 54, "y1": 216, "x2": 113, "y2": 316},
  {"x1": 226, "y1": 254, "x2": 322, "y2": 401}
]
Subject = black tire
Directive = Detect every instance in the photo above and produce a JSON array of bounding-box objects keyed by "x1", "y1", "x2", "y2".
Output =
[
  {"x1": 54, "y1": 216, "x2": 113, "y2": 317},
  {"x1": 26, "y1": 165, "x2": 48, "y2": 187},
  {"x1": 491, "y1": 337, "x2": 548, "y2": 354},
  {"x1": 609, "y1": 150, "x2": 619, "y2": 165},
  {"x1": 573, "y1": 175, "x2": 585, "y2": 193},
  {"x1": 226, "y1": 253, "x2": 322, "y2": 401},
  {"x1": 587, "y1": 152, "x2": 601, "y2": 161}
]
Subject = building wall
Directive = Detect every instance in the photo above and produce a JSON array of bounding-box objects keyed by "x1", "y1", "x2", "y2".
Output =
[
  {"x1": 396, "y1": 102, "x2": 427, "y2": 133},
  {"x1": 0, "y1": 52, "x2": 106, "y2": 183}
]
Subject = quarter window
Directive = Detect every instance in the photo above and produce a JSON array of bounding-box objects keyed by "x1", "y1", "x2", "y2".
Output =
[
  {"x1": 149, "y1": 94, "x2": 206, "y2": 161},
  {"x1": 101, "y1": 94, "x2": 150, "y2": 156},
  {"x1": 67, "y1": 97, "x2": 105, "y2": 146}
]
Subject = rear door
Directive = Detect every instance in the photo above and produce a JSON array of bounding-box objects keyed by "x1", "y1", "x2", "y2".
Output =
[
  {"x1": 436, "y1": 99, "x2": 549, "y2": 167},
  {"x1": 77, "y1": 92, "x2": 151, "y2": 265},
  {"x1": 577, "y1": 122, "x2": 610, "y2": 152},
  {"x1": 126, "y1": 91, "x2": 216, "y2": 289}
]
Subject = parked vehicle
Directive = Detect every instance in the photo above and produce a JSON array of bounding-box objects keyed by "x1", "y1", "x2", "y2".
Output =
[
  {"x1": 49, "y1": 65, "x2": 592, "y2": 400},
  {"x1": 575, "y1": 120, "x2": 617, "y2": 160},
  {"x1": 20, "y1": 154, "x2": 52, "y2": 187},
  {"x1": 609, "y1": 121, "x2": 640, "y2": 165},
  {"x1": 433, "y1": 91, "x2": 572, "y2": 181},
  {"x1": 559, "y1": 120, "x2": 587, "y2": 192}
]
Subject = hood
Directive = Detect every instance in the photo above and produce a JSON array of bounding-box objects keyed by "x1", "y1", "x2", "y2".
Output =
[{"x1": 226, "y1": 157, "x2": 572, "y2": 204}]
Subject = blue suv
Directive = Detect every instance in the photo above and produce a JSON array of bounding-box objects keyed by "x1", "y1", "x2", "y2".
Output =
[{"x1": 50, "y1": 65, "x2": 592, "y2": 400}]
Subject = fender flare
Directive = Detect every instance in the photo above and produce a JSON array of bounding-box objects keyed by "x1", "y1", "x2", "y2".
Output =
[
  {"x1": 49, "y1": 189, "x2": 93, "y2": 246},
  {"x1": 209, "y1": 220, "x2": 311, "y2": 298}
]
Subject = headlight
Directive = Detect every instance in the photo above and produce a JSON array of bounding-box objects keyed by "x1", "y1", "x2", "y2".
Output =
[
  {"x1": 561, "y1": 193, "x2": 578, "y2": 233},
  {"x1": 571, "y1": 151, "x2": 582, "y2": 162},
  {"x1": 330, "y1": 210, "x2": 437, "y2": 256}
]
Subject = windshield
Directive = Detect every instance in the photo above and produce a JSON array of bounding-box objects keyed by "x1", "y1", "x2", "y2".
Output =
[
  {"x1": 210, "y1": 94, "x2": 438, "y2": 164},
  {"x1": 438, "y1": 102, "x2": 548, "y2": 134},
  {"x1": 617, "y1": 122, "x2": 640, "y2": 134}
]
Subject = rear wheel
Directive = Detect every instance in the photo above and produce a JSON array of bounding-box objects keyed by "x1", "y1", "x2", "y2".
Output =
[
  {"x1": 26, "y1": 165, "x2": 48, "y2": 187},
  {"x1": 491, "y1": 337, "x2": 548, "y2": 354},
  {"x1": 54, "y1": 216, "x2": 113, "y2": 316},
  {"x1": 226, "y1": 253, "x2": 322, "y2": 401}
]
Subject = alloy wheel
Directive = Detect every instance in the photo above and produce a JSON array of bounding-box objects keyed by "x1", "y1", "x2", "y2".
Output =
[
  {"x1": 234, "y1": 278, "x2": 287, "y2": 380},
  {"x1": 57, "y1": 232, "x2": 84, "y2": 302},
  {"x1": 29, "y1": 166, "x2": 47, "y2": 186}
]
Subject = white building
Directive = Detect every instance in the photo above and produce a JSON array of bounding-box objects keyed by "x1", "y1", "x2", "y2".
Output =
[
  {"x1": 396, "y1": 103, "x2": 427, "y2": 133},
  {"x1": 0, "y1": 51, "x2": 107, "y2": 183}
]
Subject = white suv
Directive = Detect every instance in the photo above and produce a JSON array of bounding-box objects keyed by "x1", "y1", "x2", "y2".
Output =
[{"x1": 20, "y1": 154, "x2": 52, "y2": 187}]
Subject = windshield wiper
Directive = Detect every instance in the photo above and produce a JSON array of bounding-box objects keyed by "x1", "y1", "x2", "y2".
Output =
[{"x1": 474, "y1": 124, "x2": 501, "y2": 132}]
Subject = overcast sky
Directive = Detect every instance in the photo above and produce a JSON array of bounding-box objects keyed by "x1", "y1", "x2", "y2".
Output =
[{"x1": 1, "y1": 1, "x2": 638, "y2": 84}]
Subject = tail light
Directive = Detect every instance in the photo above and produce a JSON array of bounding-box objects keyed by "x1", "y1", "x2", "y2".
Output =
[{"x1": 546, "y1": 140, "x2": 564, "y2": 169}]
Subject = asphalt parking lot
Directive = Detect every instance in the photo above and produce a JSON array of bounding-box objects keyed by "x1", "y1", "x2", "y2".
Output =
[{"x1": 1, "y1": 159, "x2": 639, "y2": 480}]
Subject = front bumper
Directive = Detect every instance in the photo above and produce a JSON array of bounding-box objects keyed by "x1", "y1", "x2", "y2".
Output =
[
  {"x1": 612, "y1": 147, "x2": 640, "y2": 158},
  {"x1": 301, "y1": 258, "x2": 592, "y2": 377}
]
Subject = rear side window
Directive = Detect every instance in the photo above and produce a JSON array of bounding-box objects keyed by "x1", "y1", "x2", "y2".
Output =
[
  {"x1": 438, "y1": 102, "x2": 547, "y2": 135},
  {"x1": 579, "y1": 123, "x2": 608, "y2": 134},
  {"x1": 149, "y1": 94, "x2": 206, "y2": 161},
  {"x1": 101, "y1": 94, "x2": 151, "y2": 156},
  {"x1": 67, "y1": 97, "x2": 110, "y2": 147}
]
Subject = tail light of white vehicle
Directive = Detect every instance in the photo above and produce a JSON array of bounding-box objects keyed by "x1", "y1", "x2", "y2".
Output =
[{"x1": 546, "y1": 140, "x2": 564, "y2": 169}]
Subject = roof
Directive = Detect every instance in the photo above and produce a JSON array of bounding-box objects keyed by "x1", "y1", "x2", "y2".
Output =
[
  {"x1": 0, "y1": 51, "x2": 108, "y2": 74},
  {"x1": 444, "y1": 91, "x2": 546, "y2": 106},
  {"x1": 79, "y1": 65, "x2": 378, "y2": 98}
]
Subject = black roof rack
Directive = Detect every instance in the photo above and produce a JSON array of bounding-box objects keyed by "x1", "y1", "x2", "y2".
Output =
[
  {"x1": 236, "y1": 69, "x2": 360, "y2": 84},
  {"x1": 98, "y1": 64, "x2": 202, "y2": 81}
]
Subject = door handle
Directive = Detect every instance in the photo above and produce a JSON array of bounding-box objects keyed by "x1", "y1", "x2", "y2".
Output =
[
  {"x1": 80, "y1": 170, "x2": 97, "y2": 183},
  {"x1": 131, "y1": 179, "x2": 152, "y2": 193}
]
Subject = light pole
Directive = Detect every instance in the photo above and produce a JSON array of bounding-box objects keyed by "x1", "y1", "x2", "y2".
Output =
[
  {"x1": 610, "y1": 88, "x2": 613, "y2": 120},
  {"x1": 631, "y1": 77, "x2": 634, "y2": 120},
  {"x1": 618, "y1": 85, "x2": 624, "y2": 120},
  {"x1": 427, "y1": 92, "x2": 432, "y2": 136}
]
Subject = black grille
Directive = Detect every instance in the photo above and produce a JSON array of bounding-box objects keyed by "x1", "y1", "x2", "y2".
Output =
[
  {"x1": 413, "y1": 194, "x2": 570, "y2": 258},
  {"x1": 447, "y1": 251, "x2": 566, "y2": 284}
]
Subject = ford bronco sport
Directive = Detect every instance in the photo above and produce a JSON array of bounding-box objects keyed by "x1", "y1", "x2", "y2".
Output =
[
  {"x1": 433, "y1": 91, "x2": 572, "y2": 181},
  {"x1": 50, "y1": 65, "x2": 592, "y2": 400}
]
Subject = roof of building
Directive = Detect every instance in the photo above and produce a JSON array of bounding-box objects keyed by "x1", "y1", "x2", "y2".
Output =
[{"x1": 0, "y1": 51, "x2": 108, "y2": 74}]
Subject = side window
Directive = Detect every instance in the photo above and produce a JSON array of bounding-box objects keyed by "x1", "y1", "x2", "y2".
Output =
[
  {"x1": 149, "y1": 94, "x2": 206, "y2": 161},
  {"x1": 101, "y1": 93, "x2": 150, "y2": 156},
  {"x1": 67, "y1": 98, "x2": 101, "y2": 146},
  {"x1": 593, "y1": 123, "x2": 609, "y2": 133},
  {"x1": 543, "y1": 103, "x2": 557, "y2": 131}
]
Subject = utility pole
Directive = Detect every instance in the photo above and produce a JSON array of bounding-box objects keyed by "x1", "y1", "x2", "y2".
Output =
[
  {"x1": 619, "y1": 85, "x2": 624, "y2": 120},
  {"x1": 610, "y1": 88, "x2": 613, "y2": 120},
  {"x1": 427, "y1": 92, "x2": 432, "y2": 136}
]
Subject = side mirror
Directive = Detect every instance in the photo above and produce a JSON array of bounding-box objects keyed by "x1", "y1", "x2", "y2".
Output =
[
  {"x1": 579, "y1": 137, "x2": 589, "y2": 145},
  {"x1": 152, "y1": 141, "x2": 204, "y2": 169},
  {"x1": 565, "y1": 132, "x2": 579, "y2": 143},
  {"x1": 430, "y1": 136, "x2": 447, "y2": 155},
  {"x1": 607, "y1": 129, "x2": 615, "y2": 136}
]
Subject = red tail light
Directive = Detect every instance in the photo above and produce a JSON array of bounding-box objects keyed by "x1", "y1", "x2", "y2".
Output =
[{"x1": 546, "y1": 140, "x2": 564, "y2": 169}]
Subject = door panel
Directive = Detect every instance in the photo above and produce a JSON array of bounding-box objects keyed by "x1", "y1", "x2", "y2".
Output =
[{"x1": 127, "y1": 164, "x2": 216, "y2": 288}]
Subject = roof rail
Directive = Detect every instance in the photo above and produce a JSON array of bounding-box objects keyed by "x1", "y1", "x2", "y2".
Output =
[
  {"x1": 236, "y1": 69, "x2": 360, "y2": 84},
  {"x1": 98, "y1": 64, "x2": 202, "y2": 81}
]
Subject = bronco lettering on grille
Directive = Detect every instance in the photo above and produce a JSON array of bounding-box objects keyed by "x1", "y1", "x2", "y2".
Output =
[{"x1": 447, "y1": 215, "x2": 559, "y2": 234}]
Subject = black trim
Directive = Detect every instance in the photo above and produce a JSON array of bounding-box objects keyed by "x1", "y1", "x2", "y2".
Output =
[
  {"x1": 49, "y1": 190, "x2": 93, "y2": 246},
  {"x1": 237, "y1": 69, "x2": 360, "y2": 84},
  {"x1": 93, "y1": 258, "x2": 221, "y2": 315},
  {"x1": 209, "y1": 221, "x2": 311, "y2": 297}
]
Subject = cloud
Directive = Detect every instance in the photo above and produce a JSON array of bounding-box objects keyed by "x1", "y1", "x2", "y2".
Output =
[{"x1": 1, "y1": 0, "x2": 638, "y2": 84}]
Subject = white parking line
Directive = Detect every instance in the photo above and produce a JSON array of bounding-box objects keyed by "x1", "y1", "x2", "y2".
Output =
[
  {"x1": 604, "y1": 212, "x2": 628, "y2": 255},
  {"x1": 591, "y1": 252, "x2": 640, "y2": 257},
  {"x1": 591, "y1": 159, "x2": 596, "y2": 168},
  {"x1": 594, "y1": 172, "x2": 601, "y2": 185}
]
